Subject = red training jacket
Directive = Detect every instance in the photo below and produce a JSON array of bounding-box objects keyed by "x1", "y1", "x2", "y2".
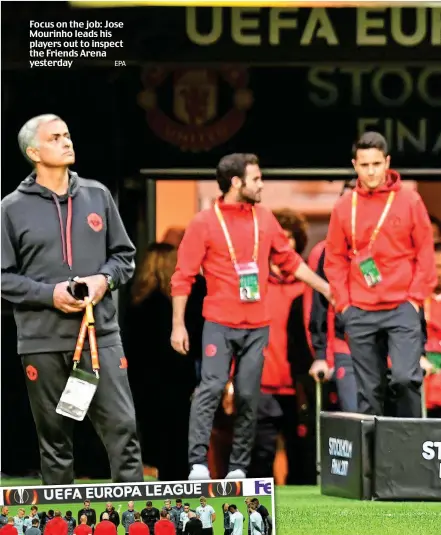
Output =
[
  {"x1": 129, "y1": 522, "x2": 150, "y2": 535},
  {"x1": 325, "y1": 170, "x2": 437, "y2": 313},
  {"x1": 171, "y1": 197, "x2": 303, "y2": 328},
  {"x1": 74, "y1": 525, "x2": 93, "y2": 535},
  {"x1": 95, "y1": 521, "x2": 117, "y2": 535},
  {"x1": 154, "y1": 519, "x2": 175, "y2": 535},
  {"x1": 304, "y1": 240, "x2": 325, "y2": 357},
  {"x1": 261, "y1": 274, "x2": 305, "y2": 395},
  {"x1": 425, "y1": 294, "x2": 441, "y2": 353},
  {"x1": 45, "y1": 518, "x2": 68, "y2": 535},
  {"x1": 1, "y1": 526, "x2": 18, "y2": 535}
]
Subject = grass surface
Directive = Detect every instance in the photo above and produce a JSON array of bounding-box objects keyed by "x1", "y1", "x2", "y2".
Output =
[
  {"x1": 2, "y1": 479, "x2": 440, "y2": 535},
  {"x1": 275, "y1": 486, "x2": 441, "y2": 535}
]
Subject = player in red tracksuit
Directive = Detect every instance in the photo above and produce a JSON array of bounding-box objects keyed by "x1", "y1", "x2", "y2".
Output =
[
  {"x1": 154, "y1": 512, "x2": 175, "y2": 535},
  {"x1": 325, "y1": 132, "x2": 437, "y2": 417},
  {"x1": 306, "y1": 180, "x2": 358, "y2": 413},
  {"x1": 250, "y1": 209, "x2": 313, "y2": 481},
  {"x1": 423, "y1": 242, "x2": 441, "y2": 416},
  {"x1": 95, "y1": 516, "x2": 117, "y2": 535},
  {"x1": 171, "y1": 153, "x2": 332, "y2": 480},
  {"x1": 45, "y1": 512, "x2": 68, "y2": 535}
]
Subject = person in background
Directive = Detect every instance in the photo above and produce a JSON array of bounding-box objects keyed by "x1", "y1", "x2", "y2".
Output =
[
  {"x1": 227, "y1": 506, "x2": 243, "y2": 535},
  {"x1": 1, "y1": 508, "x2": 10, "y2": 529},
  {"x1": 154, "y1": 511, "x2": 175, "y2": 535},
  {"x1": 78, "y1": 502, "x2": 96, "y2": 533},
  {"x1": 308, "y1": 180, "x2": 358, "y2": 413},
  {"x1": 13, "y1": 510, "x2": 26, "y2": 535},
  {"x1": 423, "y1": 242, "x2": 441, "y2": 417},
  {"x1": 221, "y1": 504, "x2": 231, "y2": 535},
  {"x1": 171, "y1": 153, "x2": 332, "y2": 480},
  {"x1": 28, "y1": 509, "x2": 40, "y2": 531},
  {"x1": 430, "y1": 214, "x2": 441, "y2": 244},
  {"x1": 250, "y1": 209, "x2": 313, "y2": 480},
  {"x1": 195, "y1": 497, "x2": 215, "y2": 535},
  {"x1": 179, "y1": 505, "x2": 194, "y2": 535},
  {"x1": 44, "y1": 512, "x2": 67, "y2": 535},
  {"x1": 94, "y1": 514, "x2": 116, "y2": 535},
  {"x1": 184, "y1": 517, "x2": 202, "y2": 535},
  {"x1": 23, "y1": 519, "x2": 40, "y2": 535},
  {"x1": 250, "y1": 500, "x2": 269, "y2": 535},
  {"x1": 122, "y1": 503, "x2": 137, "y2": 535},
  {"x1": 1, "y1": 518, "x2": 18, "y2": 535},
  {"x1": 141, "y1": 502, "x2": 160, "y2": 535},
  {"x1": 129, "y1": 513, "x2": 149, "y2": 535},
  {"x1": 41, "y1": 512, "x2": 54, "y2": 535},
  {"x1": 171, "y1": 500, "x2": 185, "y2": 535},
  {"x1": 161, "y1": 502, "x2": 173, "y2": 523},
  {"x1": 325, "y1": 131, "x2": 437, "y2": 417},
  {"x1": 64, "y1": 512, "x2": 76, "y2": 535},
  {"x1": 124, "y1": 243, "x2": 201, "y2": 480},
  {"x1": 248, "y1": 503, "x2": 263, "y2": 535},
  {"x1": 99, "y1": 505, "x2": 119, "y2": 529},
  {"x1": 74, "y1": 516, "x2": 92, "y2": 535}
]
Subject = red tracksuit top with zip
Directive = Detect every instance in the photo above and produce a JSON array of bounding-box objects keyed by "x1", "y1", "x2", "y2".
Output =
[
  {"x1": 171, "y1": 197, "x2": 303, "y2": 328},
  {"x1": 325, "y1": 170, "x2": 437, "y2": 313}
]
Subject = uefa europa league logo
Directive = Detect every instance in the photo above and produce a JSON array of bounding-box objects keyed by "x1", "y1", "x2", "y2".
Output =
[
  {"x1": 217, "y1": 482, "x2": 232, "y2": 496},
  {"x1": 14, "y1": 489, "x2": 28, "y2": 504}
]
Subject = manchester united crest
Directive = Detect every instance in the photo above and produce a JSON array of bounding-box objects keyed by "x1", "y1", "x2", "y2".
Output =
[{"x1": 137, "y1": 66, "x2": 253, "y2": 152}]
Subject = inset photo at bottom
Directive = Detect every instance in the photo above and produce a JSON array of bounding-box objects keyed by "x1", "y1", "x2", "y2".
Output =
[{"x1": 0, "y1": 478, "x2": 275, "y2": 535}]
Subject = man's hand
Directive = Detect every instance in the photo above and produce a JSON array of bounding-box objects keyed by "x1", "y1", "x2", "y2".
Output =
[
  {"x1": 408, "y1": 299, "x2": 420, "y2": 313},
  {"x1": 322, "y1": 284, "x2": 335, "y2": 307},
  {"x1": 73, "y1": 274, "x2": 108, "y2": 306},
  {"x1": 309, "y1": 359, "x2": 331, "y2": 382},
  {"x1": 53, "y1": 282, "x2": 87, "y2": 313},
  {"x1": 420, "y1": 356, "x2": 434, "y2": 375},
  {"x1": 171, "y1": 323, "x2": 190, "y2": 355}
]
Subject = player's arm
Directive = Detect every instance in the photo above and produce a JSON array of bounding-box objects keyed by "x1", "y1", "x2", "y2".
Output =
[
  {"x1": 171, "y1": 215, "x2": 208, "y2": 355},
  {"x1": 211, "y1": 508, "x2": 216, "y2": 523},
  {"x1": 251, "y1": 517, "x2": 262, "y2": 533},
  {"x1": 408, "y1": 195, "x2": 438, "y2": 307},
  {"x1": 1, "y1": 204, "x2": 59, "y2": 307},
  {"x1": 270, "y1": 214, "x2": 331, "y2": 301},
  {"x1": 324, "y1": 205, "x2": 351, "y2": 313},
  {"x1": 97, "y1": 187, "x2": 136, "y2": 289}
]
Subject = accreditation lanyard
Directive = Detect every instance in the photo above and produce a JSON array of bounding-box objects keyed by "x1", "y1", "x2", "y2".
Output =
[
  {"x1": 351, "y1": 191, "x2": 395, "y2": 255},
  {"x1": 73, "y1": 303, "x2": 100, "y2": 378},
  {"x1": 214, "y1": 201, "x2": 259, "y2": 267}
]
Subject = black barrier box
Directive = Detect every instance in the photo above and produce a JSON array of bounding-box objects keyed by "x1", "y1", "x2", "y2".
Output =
[
  {"x1": 320, "y1": 412, "x2": 375, "y2": 500},
  {"x1": 374, "y1": 417, "x2": 441, "y2": 501}
]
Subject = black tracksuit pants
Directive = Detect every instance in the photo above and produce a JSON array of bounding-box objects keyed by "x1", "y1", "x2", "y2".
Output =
[
  {"x1": 22, "y1": 344, "x2": 144, "y2": 485},
  {"x1": 188, "y1": 321, "x2": 269, "y2": 473},
  {"x1": 343, "y1": 302, "x2": 423, "y2": 417}
]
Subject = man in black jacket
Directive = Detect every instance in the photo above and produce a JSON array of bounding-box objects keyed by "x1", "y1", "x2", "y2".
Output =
[
  {"x1": 1, "y1": 114, "x2": 143, "y2": 485},
  {"x1": 140, "y1": 502, "x2": 160, "y2": 535},
  {"x1": 78, "y1": 501, "x2": 97, "y2": 532},
  {"x1": 99, "y1": 504, "x2": 120, "y2": 529}
]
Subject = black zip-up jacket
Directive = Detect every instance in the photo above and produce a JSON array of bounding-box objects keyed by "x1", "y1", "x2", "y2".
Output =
[
  {"x1": 78, "y1": 508, "x2": 97, "y2": 527},
  {"x1": 99, "y1": 510, "x2": 120, "y2": 527},
  {"x1": 1, "y1": 171, "x2": 136, "y2": 354}
]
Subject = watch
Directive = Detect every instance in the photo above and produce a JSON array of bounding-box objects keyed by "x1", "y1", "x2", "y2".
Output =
[{"x1": 102, "y1": 274, "x2": 115, "y2": 291}]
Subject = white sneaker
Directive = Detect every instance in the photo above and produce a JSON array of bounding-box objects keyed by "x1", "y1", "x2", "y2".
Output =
[
  {"x1": 188, "y1": 464, "x2": 211, "y2": 480},
  {"x1": 225, "y1": 469, "x2": 246, "y2": 479}
]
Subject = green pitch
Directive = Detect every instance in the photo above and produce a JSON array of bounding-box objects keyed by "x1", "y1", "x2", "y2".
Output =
[{"x1": 2, "y1": 479, "x2": 441, "y2": 535}]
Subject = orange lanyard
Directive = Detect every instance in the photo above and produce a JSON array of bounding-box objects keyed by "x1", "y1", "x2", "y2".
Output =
[
  {"x1": 72, "y1": 303, "x2": 100, "y2": 378},
  {"x1": 214, "y1": 201, "x2": 259, "y2": 266},
  {"x1": 351, "y1": 191, "x2": 395, "y2": 255},
  {"x1": 424, "y1": 297, "x2": 432, "y2": 323}
]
